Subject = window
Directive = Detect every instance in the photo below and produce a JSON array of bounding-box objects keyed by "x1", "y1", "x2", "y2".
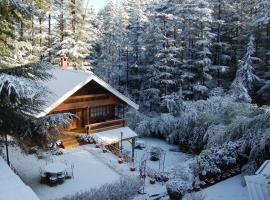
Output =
[{"x1": 90, "y1": 106, "x2": 110, "y2": 118}]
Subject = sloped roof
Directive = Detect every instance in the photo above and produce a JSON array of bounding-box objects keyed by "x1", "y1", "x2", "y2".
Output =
[
  {"x1": 0, "y1": 157, "x2": 39, "y2": 200},
  {"x1": 36, "y1": 68, "x2": 139, "y2": 118},
  {"x1": 93, "y1": 127, "x2": 137, "y2": 145}
]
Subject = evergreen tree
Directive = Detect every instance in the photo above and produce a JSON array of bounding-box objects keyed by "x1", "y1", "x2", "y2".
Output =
[
  {"x1": 230, "y1": 36, "x2": 259, "y2": 102},
  {"x1": 53, "y1": 0, "x2": 93, "y2": 69}
]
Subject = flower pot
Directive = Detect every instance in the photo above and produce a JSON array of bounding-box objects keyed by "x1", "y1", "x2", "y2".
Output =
[
  {"x1": 193, "y1": 185, "x2": 201, "y2": 192},
  {"x1": 118, "y1": 159, "x2": 123, "y2": 164},
  {"x1": 130, "y1": 166, "x2": 136, "y2": 171}
]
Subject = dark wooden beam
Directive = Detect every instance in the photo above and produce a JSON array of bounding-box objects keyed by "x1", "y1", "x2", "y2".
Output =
[{"x1": 52, "y1": 97, "x2": 121, "y2": 112}]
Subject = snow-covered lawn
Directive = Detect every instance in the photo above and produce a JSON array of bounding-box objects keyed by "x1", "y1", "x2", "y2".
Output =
[
  {"x1": 6, "y1": 138, "x2": 250, "y2": 200},
  {"x1": 8, "y1": 147, "x2": 120, "y2": 200},
  {"x1": 123, "y1": 137, "x2": 193, "y2": 170}
]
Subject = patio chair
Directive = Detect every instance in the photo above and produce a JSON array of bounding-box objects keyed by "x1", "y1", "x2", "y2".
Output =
[
  {"x1": 57, "y1": 173, "x2": 65, "y2": 184},
  {"x1": 48, "y1": 175, "x2": 58, "y2": 187},
  {"x1": 39, "y1": 167, "x2": 47, "y2": 184},
  {"x1": 64, "y1": 170, "x2": 72, "y2": 179}
]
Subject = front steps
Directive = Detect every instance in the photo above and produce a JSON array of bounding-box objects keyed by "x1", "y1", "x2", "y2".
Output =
[{"x1": 60, "y1": 131, "x2": 81, "y2": 149}]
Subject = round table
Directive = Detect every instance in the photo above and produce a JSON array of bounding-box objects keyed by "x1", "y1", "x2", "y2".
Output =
[{"x1": 44, "y1": 163, "x2": 66, "y2": 174}]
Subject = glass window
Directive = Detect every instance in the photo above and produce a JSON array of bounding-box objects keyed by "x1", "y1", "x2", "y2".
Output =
[{"x1": 90, "y1": 106, "x2": 110, "y2": 118}]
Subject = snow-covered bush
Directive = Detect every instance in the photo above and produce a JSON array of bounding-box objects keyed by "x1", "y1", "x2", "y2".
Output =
[
  {"x1": 49, "y1": 147, "x2": 64, "y2": 156},
  {"x1": 166, "y1": 179, "x2": 190, "y2": 200},
  {"x1": 203, "y1": 125, "x2": 227, "y2": 148},
  {"x1": 135, "y1": 113, "x2": 177, "y2": 138},
  {"x1": 61, "y1": 176, "x2": 142, "y2": 200},
  {"x1": 190, "y1": 141, "x2": 245, "y2": 182},
  {"x1": 77, "y1": 134, "x2": 94, "y2": 144},
  {"x1": 149, "y1": 146, "x2": 163, "y2": 161}
]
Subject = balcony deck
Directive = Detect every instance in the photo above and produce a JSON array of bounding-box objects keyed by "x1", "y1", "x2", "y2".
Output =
[
  {"x1": 60, "y1": 119, "x2": 126, "y2": 149},
  {"x1": 86, "y1": 119, "x2": 126, "y2": 134}
]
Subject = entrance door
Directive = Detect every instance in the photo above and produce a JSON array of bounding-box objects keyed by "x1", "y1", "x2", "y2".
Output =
[
  {"x1": 76, "y1": 109, "x2": 88, "y2": 128},
  {"x1": 76, "y1": 109, "x2": 83, "y2": 128}
]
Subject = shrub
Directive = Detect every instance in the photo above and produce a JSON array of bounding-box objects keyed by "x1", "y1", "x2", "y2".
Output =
[
  {"x1": 166, "y1": 179, "x2": 190, "y2": 200},
  {"x1": 61, "y1": 176, "x2": 142, "y2": 200},
  {"x1": 190, "y1": 141, "x2": 246, "y2": 182},
  {"x1": 149, "y1": 146, "x2": 162, "y2": 161},
  {"x1": 77, "y1": 134, "x2": 94, "y2": 144}
]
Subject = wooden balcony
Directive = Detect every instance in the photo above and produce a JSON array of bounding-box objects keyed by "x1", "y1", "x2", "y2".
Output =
[{"x1": 86, "y1": 119, "x2": 126, "y2": 133}]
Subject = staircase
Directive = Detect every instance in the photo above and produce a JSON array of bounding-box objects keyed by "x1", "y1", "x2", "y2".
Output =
[{"x1": 60, "y1": 131, "x2": 81, "y2": 149}]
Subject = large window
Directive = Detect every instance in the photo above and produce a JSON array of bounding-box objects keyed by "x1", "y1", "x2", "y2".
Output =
[{"x1": 90, "y1": 106, "x2": 110, "y2": 118}]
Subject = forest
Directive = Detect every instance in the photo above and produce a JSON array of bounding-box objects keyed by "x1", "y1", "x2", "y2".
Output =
[{"x1": 0, "y1": 0, "x2": 270, "y2": 198}]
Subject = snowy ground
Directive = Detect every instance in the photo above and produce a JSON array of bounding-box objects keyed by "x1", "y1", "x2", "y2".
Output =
[
  {"x1": 8, "y1": 147, "x2": 120, "y2": 200},
  {"x1": 123, "y1": 137, "x2": 193, "y2": 170},
  {"x1": 7, "y1": 137, "x2": 250, "y2": 200}
]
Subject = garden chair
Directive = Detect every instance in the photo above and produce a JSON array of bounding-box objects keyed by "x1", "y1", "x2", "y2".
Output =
[
  {"x1": 48, "y1": 175, "x2": 58, "y2": 186},
  {"x1": 57, "y1": 172, "x2": 65, "y2": 184}
]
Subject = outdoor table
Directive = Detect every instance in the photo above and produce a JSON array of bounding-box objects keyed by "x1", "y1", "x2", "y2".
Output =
[
  {"x1": 44, "y1": 163, "x2": 66, "y2": 175},
  {"x1": 43, "y1": 163, "x2": 67, "y2": 185}
]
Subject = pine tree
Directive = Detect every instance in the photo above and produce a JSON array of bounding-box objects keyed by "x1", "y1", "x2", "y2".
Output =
[
  {"x1": 0, "y1": 0, "x2": 75, "y2": 163},
  {"x1": 230, "y1": 36, "x2": 259, "y2": 102},
  {"x1": 53, "y1": 0, "x2": 93, "y2": 69}
]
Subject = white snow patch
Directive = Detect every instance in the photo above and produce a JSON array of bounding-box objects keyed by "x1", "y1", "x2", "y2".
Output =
[
  {"x1": 94, "y1": 127, "x2": 137, "y2": 145},
  {"x1": 0, "y1": 157, "x2": 39, "y2": 200},
  {"x1": 8, "y1": 147, "x2": 120, "y2": 200}
]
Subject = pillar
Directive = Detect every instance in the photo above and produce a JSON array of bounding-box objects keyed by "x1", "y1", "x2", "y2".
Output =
[{"x1": 131, "y1": 137, "x2": 135, "y2": 163}]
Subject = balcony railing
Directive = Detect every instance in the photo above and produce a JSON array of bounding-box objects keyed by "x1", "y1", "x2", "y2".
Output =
[{"x1": 85, "y1": 119, "x2": 126, "y2": 134}]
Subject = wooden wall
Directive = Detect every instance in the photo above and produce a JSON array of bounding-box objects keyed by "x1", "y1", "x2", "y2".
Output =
[{"x1": 50, "y1": 80, "x2": 126, "y2": 130}]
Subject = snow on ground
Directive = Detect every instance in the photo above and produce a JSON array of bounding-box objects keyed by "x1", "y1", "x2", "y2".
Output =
[
  {"x1": 0, "y1": 157, "x2": 39, "y2": 200},
  {"x1": 6, "y1": 137, "x2": 250, "y2": 200},
  {"x1": 123, "y1": 137, "x2": 193, "y2": 171},
  {"x1": 8, "y1": 147, "x2": 120, "y2": 200},
  {"x1": 201, "y1": 175, "x2": 249, "y2": 200}
]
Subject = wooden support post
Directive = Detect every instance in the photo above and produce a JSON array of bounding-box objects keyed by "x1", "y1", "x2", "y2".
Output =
[
  {"x1": 87, "y1": 107, "x2": 90, "y2": 125},
  {"x1": 131, "y1": 137, "x2": 135, "y2": 164},
  {"x1": 120, "y1": 132, "x2": 123, "y2": 155}
]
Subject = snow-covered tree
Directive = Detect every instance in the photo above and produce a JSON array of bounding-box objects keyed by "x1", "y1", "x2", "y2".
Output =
[
  {"x1": 53, "y1": 0, "x2": 93, "y2": 69},
  {"x1": 230, "y1": 36, "x2": 260, "y2": 102}
]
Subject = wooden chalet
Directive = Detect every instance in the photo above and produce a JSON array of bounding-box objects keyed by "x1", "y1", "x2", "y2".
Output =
[{"x1": 37, "y1": 67, "x2": 139, "y2": 160}]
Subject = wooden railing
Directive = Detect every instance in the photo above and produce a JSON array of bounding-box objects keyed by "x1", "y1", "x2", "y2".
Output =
[{"x1": 86, "y1": 119, "x2": 126, "y2": 133}]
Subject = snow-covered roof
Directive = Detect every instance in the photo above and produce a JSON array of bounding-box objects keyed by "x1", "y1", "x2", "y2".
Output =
[
  {"x1": 256, "y1": 160, "x2": 270, "y2": 176},
  {"x1": 94, "y1": 127, "x2": 137, "y2": 145},
  {"x1": 0, "y1": 157, "x2": 39, "y2": 200},
  {"x1": 245, "y1": 160, "x2": 270, "y2": 200},
  {"x1": 37, "y1": 68, "x2": 139, "y2": 118}
]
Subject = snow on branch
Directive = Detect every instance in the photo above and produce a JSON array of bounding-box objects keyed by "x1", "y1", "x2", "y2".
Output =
[
  {"x1": 0, "y1": 73, "x2": 46, "y2": 102},
  {"x1": 0, "y1": 62, "x2": 55, "y2": 81},
  {"x1": 34, "y1": 113, "x2": 77, "y2": 136}
]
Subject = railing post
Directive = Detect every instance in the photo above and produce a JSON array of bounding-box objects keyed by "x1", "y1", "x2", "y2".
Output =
[
  {"x1": 132, "y1": 137, "x2": 135, "y2": 164},
  {"x1": 120, "y1": 132, "x2": 123, "y2": 155}
]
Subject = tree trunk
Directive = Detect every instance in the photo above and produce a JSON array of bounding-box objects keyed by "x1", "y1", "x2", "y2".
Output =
[
  {"x1": 126, "y1": 49, "x2": 129, "y2": 91},
  {"x1": 39, "y1": 17, "x2": 43, "y2": 60},
  {"x1": 5, "y1": 133, "x2": 10, "y2": 166},
  {"x1": 48, "y1": 13, "x2": 52, "y2": 62}
]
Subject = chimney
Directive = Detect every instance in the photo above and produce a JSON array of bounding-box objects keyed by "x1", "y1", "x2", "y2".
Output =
[{"x1": 59, "y1": 56, "x2": 69, "y2": 69}]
